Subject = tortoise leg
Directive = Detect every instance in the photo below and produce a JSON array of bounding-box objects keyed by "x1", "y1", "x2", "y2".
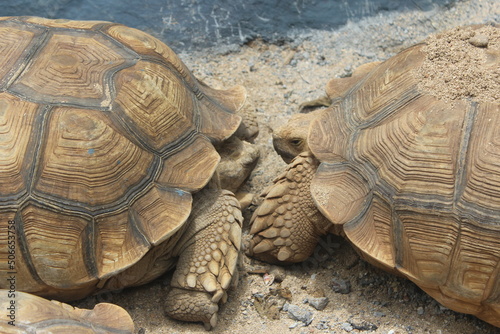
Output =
[
  {"x1": 165, "y1": 189, "x2": 242, "y2": 330},
  {"x1": 248, "y1": 152, "x2": 332, "y2": 264}
]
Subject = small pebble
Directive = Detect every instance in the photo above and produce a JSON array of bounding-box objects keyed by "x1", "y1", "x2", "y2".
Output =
[
  {"x1": 350, "y1": 320, "x2": 378, "y2": 331},
  {"x1": 306, "y1": 297, "x2": 329, "y2": 310},
  {"x1": 316, "y1": 320, "x2": 329, "y2": 330},
  {"x1": 341, "y1": 322, "x2": 353, "y2": 332},
  {"x1": 252, "y1": 292, "x2": 265, "y2": 299},
  {"x1": 331, "y1": 277, "x2": 351, "y2": 294},
  {"x1": 374, "y1": 311, "x2": 386, "y2": 317},
  {"x1": 469, "y1": 34, "x2": 489, "y2": 48},
  {"x1": 417, "y1": 306, "x2": 425, "y2": 315}
]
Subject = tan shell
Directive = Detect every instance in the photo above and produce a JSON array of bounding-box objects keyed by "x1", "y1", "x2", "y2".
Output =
[
  {"x1": 308, "y1": 32, "x2": 500, "y2": 325},
  {"x1": 0, "y1": 289, "x2": 134, "y2": 333},
  {"x1": 0, "y1": 17, "x2": 245, "y2": 300}
]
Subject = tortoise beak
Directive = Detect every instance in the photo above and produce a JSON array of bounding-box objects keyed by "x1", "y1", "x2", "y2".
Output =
[{"x1": 272, "y1": 136, "x2": 297, "y2": 164}]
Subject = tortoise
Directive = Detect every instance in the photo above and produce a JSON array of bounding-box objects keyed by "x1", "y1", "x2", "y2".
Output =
[
  {"x1": 0, "y1": 16, "x2": 259, "y2": 330},
  {"x1": 248, "y1": 24, "x2": 500, "y2": 327},
  {"x1": 0, "y1": 289, "x2": 134, "y2": 333}
]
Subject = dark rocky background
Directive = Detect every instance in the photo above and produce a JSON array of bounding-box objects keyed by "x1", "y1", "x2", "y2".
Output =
[{"x1": 2, "y1": 0, "x2": 455, "y2": 51}]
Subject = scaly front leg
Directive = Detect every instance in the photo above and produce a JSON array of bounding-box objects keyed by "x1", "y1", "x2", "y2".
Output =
[
  {"x1": 165, "y1": 189, "x2": 242, "y2": 330},
  {"x1": 248, "y1": 152, "x2": 332, "y2": 264}
]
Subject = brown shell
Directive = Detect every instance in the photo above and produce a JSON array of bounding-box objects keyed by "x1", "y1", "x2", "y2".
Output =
[
  {"x1": 0, "y1": 289, "x2": 134, "y2": 333},
  {"x1": 0, "y1": 17, "x2": 245, "y2": 299},
  {"x1": 309, "y1": 39, "x2": 500, "y2": 324}
]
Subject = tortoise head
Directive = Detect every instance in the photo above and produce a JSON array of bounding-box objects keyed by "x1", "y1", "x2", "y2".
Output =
[{"x1": 272, "y1": 110, "x2": 321, "y2": 163}]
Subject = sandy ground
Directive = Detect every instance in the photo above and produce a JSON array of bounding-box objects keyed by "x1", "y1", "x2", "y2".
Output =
[{"x1": 75, "y1": 1, "x2": 500, "y2": 333}]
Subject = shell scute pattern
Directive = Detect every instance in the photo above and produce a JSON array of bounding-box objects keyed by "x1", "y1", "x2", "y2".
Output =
[{"x1": 0, "y1": 17, "x2": 242, "y2": 301}]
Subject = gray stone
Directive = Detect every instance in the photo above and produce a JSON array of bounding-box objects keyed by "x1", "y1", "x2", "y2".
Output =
[
  {"x1": 306, "y1": 297, "x2": 329, "y2": 311},
  {"x1": 331, "y1": 277, "x2": 351, "y2": 294},
  {"x1": 350, "y1": 319, "x2": 378, "y2": 331},
  {"x1": 284, "y1": 303, "x2": 313, "y2": 326},
  {"x1": 316, "y1": 320, "x2": 330, "y2": 330},
  {"x1": 341, "y1": 322, "x2": 353, "y2": 332}
]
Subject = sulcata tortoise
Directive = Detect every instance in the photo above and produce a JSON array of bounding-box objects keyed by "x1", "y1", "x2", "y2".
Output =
[
  {"x1": 249, "y1": 25, "x2": 500, "y2": 327},
  {"x1": 0, "y1": 16, "x2": 259, "y2": 330},
  {"x1": 0, "y1": 289, "x2": 134, "y2": 333}
]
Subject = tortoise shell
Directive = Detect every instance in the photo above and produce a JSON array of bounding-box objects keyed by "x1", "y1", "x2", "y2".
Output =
[
  {"x1": 308, "y1": 27, "x2": 500, "y2": 325},
  {"x1": 0, "y1": 289, "x2": 134, "y2": 333},
  {"x1": 0, "y1": 17, "x2": 245, "y2": 299}
]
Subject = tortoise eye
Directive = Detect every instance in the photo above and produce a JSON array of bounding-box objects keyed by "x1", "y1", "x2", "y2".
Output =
[{"x1": 290, "y1": 138, "x2": 302, "y2": 146}]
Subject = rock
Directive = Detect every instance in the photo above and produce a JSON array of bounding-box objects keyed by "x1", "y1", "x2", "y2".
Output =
[
  {"x1": 469, "y1": 34, "x2": 489, "y2": 48},
  {"x1": 283, "y1": 303, "x2": 313, "y2": 325},
  {"x1": 316, "y1": 320, "x2": 330, "y2": 330},
  {"x1": 305, "y1": 297, "x2": 329, "y2": 311},
  {"x1": 269, "y1": 265, "x2": 287, "y2": 282},
  {"x1": 331, "y1": 277, "x2": 351, "y2": 294},
  {"x1": 350, "y1": 319, "x2": 378, "y2": 331},
  {"x1": 417, "y1": 306, "x2": 425, "y2": 315},
  {"x1": 341, "y1": 322, "x2": 353, "y2": 332}
]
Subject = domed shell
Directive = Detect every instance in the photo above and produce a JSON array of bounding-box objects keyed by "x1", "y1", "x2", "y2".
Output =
[
  {"x1": 308, "y1": 33, "x2": 500, "y2": 325},
  {"x1": 0, "y1": 17, "x2": 245, "y2": 299}
]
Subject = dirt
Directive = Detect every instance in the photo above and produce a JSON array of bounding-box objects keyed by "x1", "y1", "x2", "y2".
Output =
[
  {"x1": 75, "y1": 1, "x2": 500, "y2": 333},
  {"x1": 416, "y1": 24, "x2": 500, "y2": 103}
]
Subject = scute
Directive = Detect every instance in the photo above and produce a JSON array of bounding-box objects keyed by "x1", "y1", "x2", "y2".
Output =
[
  {"x1": 20, "y1": 16, "x2": 107, "y2": 29},
  {"x1": 131, "y1": 185, "x2": 192, "y2": 245},
  {"x1": 0, "y1": 290, "x2": 135, "y2": 333},
  {"x1": 392, "y1": 206, "x2": 461, "y2": 284},
  {"x1": 308, "y1": 103, "x2": 352, "y2": 163},
  {"x1": 34, "y1": 107, "x2": 156, "y2": 210},
  {"x1": 0, "y1": 93, "x2": 40, "y2": 201},
  {"x1": 18, "y1": 202, "x2": 95, "y2": 291},
  {"x1": 95, "y1": 210, "x2": 150, "y2": 279},
  {"x1": 9, "y1": 30, "x2": 136, "y2": 108},
  {"x1": 113, "y1": 61, "x2": 196, "y2": 152},
  {"x1": 355, "y1": 94, "x2": 468, "y2": 202},
  {"x1": 0, "y1": 22, "x2": 39, "y2": 87},
  {"x1": 104, "y1": 23, "x2": 245, "y2": 142},
  {"x1": 0, "y1": 210, "x2": 44, "y2": 295},
  {"x1": 104, "y1": 23, "x2": 192, "y2": 78},
  {"x1": 347, "y1": 45, "x2": 424, "y2": 125},
  {"x1": 342, "y1": 195, "x2": 396, "y2": 272},
  {"x1": 459, "y1": 102, "x2": 500, "y2": 213},
  {"x1": 157, "y1": 136, "x2": 222, "y2": 192}
]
